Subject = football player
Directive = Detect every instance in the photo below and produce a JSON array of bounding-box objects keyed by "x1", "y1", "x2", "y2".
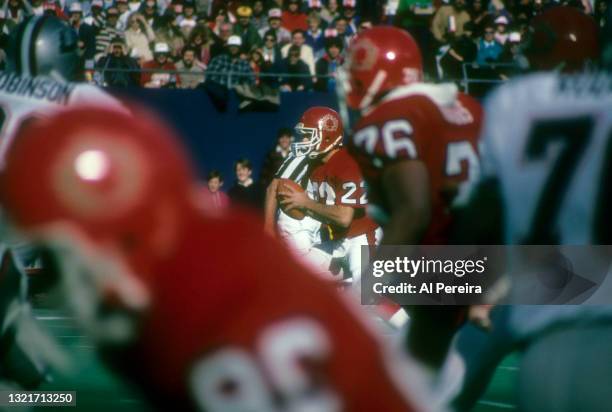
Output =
[
  {"x1": 279, "y1": 106, "x2": 382, "y2": 286},
  {"x1": 0, "y1": 14, "x2": 121, "y2": 390},
  {"x1": 338, "y1": 26, "x2": 483, "y2": 375},
  {"x1": 0, "y1": 105, "x2": 433, "y2": 412},
  {"x1": 1, "y1": 15, "x2": 122, "y2": 164},
  {"x1": 450, "y1": 6, "x2": 612, "y2": 411}
]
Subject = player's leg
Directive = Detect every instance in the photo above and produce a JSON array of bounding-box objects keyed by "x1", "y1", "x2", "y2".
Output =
[{"x1": 450, "y1": 305, "x2": 519, "y2": 411}]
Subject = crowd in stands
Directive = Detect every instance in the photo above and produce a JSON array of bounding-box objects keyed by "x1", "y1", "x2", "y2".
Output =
[{"x1": 1, "y1": 0, "x2": 607, "y2": 93}]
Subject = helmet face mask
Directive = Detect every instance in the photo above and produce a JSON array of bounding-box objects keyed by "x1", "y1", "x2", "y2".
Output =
[
  {"x1": 291, "y1": 107, "x2": 343, "y2": 158},
  {"x1": 291, "y1": 123, "x2": 320, "y2": 158}
]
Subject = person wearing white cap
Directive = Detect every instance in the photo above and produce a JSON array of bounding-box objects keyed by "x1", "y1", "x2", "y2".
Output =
[
  {"x1": 258, "y1": 8, "x2": 291, "y2": 45},
  {"x1": 68, "y1": 2, "x2": 97, "y2": 61},
  {"x1": 206, "y1": 34, "x2": 254, "y2": 89},
  {"x1": 141, "y1": 42, "x2": 181, "y2": 88},
  {"x1": 494, "y1": 15, "x2": 509, "y2": 45}
]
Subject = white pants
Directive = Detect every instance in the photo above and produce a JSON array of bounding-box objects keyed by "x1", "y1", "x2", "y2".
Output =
[
  {"x1": 277, "y1": 209, "x2": 321, "y2": 257},
  {"x1": 305, "y1": 227, "x2": 383, "y2": 285}
]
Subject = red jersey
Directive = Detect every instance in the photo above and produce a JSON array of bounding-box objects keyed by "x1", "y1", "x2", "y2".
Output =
[
  {"x1": 309, "y1": 148, "x2": 379, "y2": 240},
  {"x1": 348, "y1": 84, "x2": 483, "y2": 244},
  {"x1": 108, "y1": 211, "x2": 422, "y2": 412}
]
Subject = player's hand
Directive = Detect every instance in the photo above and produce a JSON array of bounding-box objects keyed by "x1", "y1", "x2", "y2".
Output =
[
  {"x1": 278, "y1": 185, "x2": 309, "y2": 211},
  {"x1": 468, "y1": 304, "x2": 493, "y2": 331}
]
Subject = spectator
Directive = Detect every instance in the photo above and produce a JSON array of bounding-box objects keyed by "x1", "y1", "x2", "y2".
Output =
[
  {"x1": 140, "y1": 0, "x2": 159, "y2": 27},
  {"x1": 314, "y1": 36, "x2": 343, "y2": 92},
  {"x1": 179, "y1": 0, "x2": 197, "y2": 38},
  {"x1": 306, "y1": 11, "x2": 325, "y2": 58},
  {"x1": 357, "y1": 19, "x2": 372, "y2": 34},
  {"x1": 498, "y1": 31, "x2": 523, "y2": 77},
  {"x1": 68, "y1": 2, "x2": 97, "y2": 61},
  {"x1": 431, "y1": 0, "x2": 471, "y2": 44},
  {"x1": 320, "y1": 0, "x2": 341, "y2": 26},
  {"x1": 210, "y1": 22, "x2": 233, "y2": 58},
  {"x1": 494, "y1": 15, "x2": 509, "y2": 45},
  {"x1": 206, "y1": 35, "x2": 255, "y2": 88},
  {"x1": 440, "y1": 29, "x2": 477, "y2": 81},
  {"x1": 141, "y1": 42, "x2": 180, "y2": 88},
  {"x1": 228, "y1": 158, "x2": 263, "y2": 209},
  {"x1": 83, "y1": 0, "x2": 105, "y2": 30},
  {"x1": 96, "y1": 36, "x2": 141, "y2": 87},
  {"x1": 281, "y1": 29, "x2": 315, "y2": 75},
  {"x1": 41, "y1": 0, "x2": 65, "y2": 19},
  {"x1": 280, "y1": 44, "x2": 312, "y2": 92},
  {"x1": 116, "y1": 0, "x2": 130, "y2": 30},
  {"x1": 248, "y1": 48, "x2": 265, "y2": 85},
  {"x1": 234, "y1": 5, "x2": 262, "y2": 53},
  {"x1": 259, "y1": 8, "x2": 291, "y2": 45},
  {"x1": 261, "y1": 30, "x2": 284, "y2": 67},
  {"x1": 595, "y1": 0, "x2": 608, "y2": 28},
  {"x1": 175, "y1": 46, "x2": 205, "y2": 88},
  {"x1": 282, "y1": 0, "x2": 308, "y2": 32},
  {"x1": 5, "y1": 0, "x2": 28, "y2": 26},
  {"x1": 333, "y1": 16, "x2": 353, "y2": 49},
  {"x1": 469, "y1": 0, "x2": 490, "y2": 38},
  {"x1": 204, "y1": 170, "x2": 229, "y2": 210},
  {"x1": 154, "y1": 10, "x2": 185, "y2": 61},
  {"x1": 476, "y1": 24, "x2": 503, "y2": 65},
  {"x1": 342, "y1": 0, "x2": 359, "y2": 34},
  {"x1": 259, "y1": 127, "x2": 294, "y2": 188},
  {"x1": 94, "y1": 6, "x2": 122, "y2": 62},
  {"x1": 187, "y1": 24, "x2": 213, "y2": 64},
  {"x1": 125, "y1": 12, "x2": 156, "y2": 63},
  {"x1": 251, "y1": 0, "x2": 267, "y2": 31}
]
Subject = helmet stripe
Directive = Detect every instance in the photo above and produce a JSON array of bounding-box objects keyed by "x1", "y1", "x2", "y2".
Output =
[
  {"x1": 19, "y1": 16, "x2": 39, "y2": 77},
  {"x1": 28, "y1": 16, "x2": 49, "y2": 77}
]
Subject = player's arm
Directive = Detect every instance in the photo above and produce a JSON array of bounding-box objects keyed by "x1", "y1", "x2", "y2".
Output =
[
  {"x1": 279, "y1": 186, "x2": 354, "y2": 228},
  {"x1": 264, "y1": 178, "x2": 280, "y2": 237},
  {"x1": 380, "y1": 160, "x2": 431, "y2": 245}
]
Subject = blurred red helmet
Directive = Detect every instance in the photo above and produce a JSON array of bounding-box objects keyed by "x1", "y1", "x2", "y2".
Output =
[
  {"x1": 340, "y1": 26, "x2": 423, "y2": 111},
  {"x1": 292, "y1": 106, "x2": 343, "y2": 158},
  {"x1": 0, "y1": 106, "x2": 195, "y2": 282},
  {"x1": 524, "y1": 6, "x2": 599, "y2": 72}
]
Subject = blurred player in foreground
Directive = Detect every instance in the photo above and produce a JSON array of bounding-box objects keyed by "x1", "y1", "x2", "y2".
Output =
[
  {"x1": 0, "y1": 14, "x2": 121, "y2": 390},
  {"x1": 338, "y1": 26, "x2": 482, "y2": 378},
  {"x1": 0, "y1": 105, "x2": 434, "y2": 412},
  {"x1": 449, "y1": 6, "x2": 612, "y2": 411},
  {"x1": 280, "y1": 107, "x2": 382, "y2": 286}
]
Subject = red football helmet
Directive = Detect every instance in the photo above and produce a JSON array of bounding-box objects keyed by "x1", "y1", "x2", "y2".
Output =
[
  {"x1": 339, "y1": 26, "x2": 423, "y2": 111},
  {"x1": 292, "y1": 106, "x2": 343, "y2": 158},
  {"x1": 0, "y1": 106, "x2": 196, "y2": 342},
  {"x1": 524, "y1": 6, "x2": 599, "y2": 72}
]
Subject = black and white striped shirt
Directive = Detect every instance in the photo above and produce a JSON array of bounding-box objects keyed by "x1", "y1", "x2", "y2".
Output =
[{"x1": 274, "y1": 155, "x2": 314, "y2": 189}]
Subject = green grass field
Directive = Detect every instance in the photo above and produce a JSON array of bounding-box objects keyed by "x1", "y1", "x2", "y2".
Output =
[{"x1": 33, "y1": 308, "x2": 518, "y2": 411}]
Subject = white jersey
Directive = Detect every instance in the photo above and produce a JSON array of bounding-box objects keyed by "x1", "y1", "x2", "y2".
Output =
[
  {"x1": 481, "y1": 71, "x2": 612, "y2": 245},
  {"x1": 0, "y1": 72, "x2": 123, "y2": 167},
  {"x1": 480, "y1": 71, "x2": 612, "y2": 337}
]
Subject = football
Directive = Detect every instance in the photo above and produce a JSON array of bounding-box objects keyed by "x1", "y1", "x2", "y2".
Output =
[{"x1": 276, "y1": 178, "x2": 306, "y2": 220}]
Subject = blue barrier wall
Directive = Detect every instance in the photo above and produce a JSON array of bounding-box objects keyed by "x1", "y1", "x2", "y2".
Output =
[{"x1": 112, "y1": 89, "x2": 338, "y2": 189}]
